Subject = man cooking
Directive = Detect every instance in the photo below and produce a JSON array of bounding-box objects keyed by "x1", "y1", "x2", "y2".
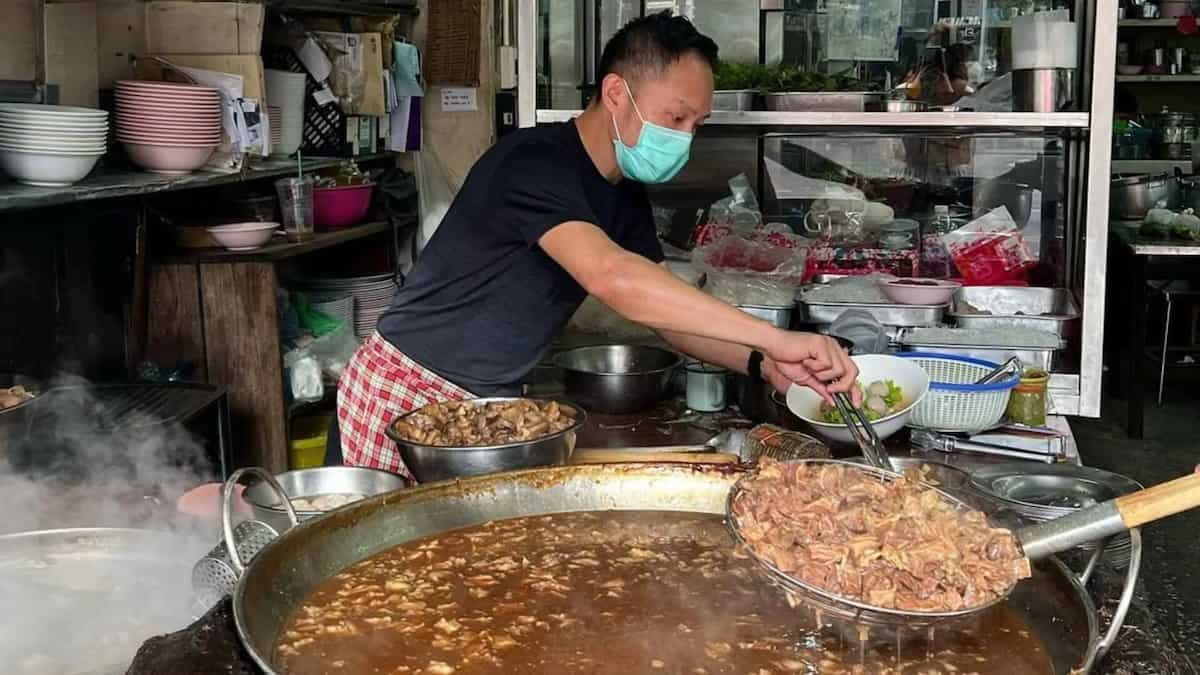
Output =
[{"x1": 334, "y1": 12, "x2": 859, "y2": 476}]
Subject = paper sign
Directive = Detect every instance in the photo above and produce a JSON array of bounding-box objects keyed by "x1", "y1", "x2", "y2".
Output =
[{"x1": 440, "y1": 87, "x2": 477, "y2": 112}]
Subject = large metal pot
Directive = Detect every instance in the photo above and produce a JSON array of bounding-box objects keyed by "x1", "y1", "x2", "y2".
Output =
[
  {"x1": 0, "y1": 527, "x2": 203, "y2": 675},
  {"x1": 385, "y1": 397, "x2": 585, "y2": 482},
  {"x1": 974, "y1": 179, "x2": 1035, "y2": 227},
  {"x1": 553, "y1": 344, "x2": 681, "y2": 413},
  {"x1": 234, "y1": 463, "x2": 1135, "y2": 674},
  {"x1": 1110, "y1": 173, "x2": 1180, "y2": 220},
  {"x1": 242, "y1": 466, "x2": 408, "y2": 532}
]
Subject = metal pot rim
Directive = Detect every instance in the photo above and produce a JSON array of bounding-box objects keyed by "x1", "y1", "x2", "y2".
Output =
[
  {"x1": 243, "y1": 466, "x2": 408, "y2": 512},
  {"x1": 1111, "y1": 172, "x2": 1171, "y2": 186},
  {"x1": 384, "y1": 397, "x2": 587, "y2": 452},
  {"x1": 552, "y1": 345, "x2": 683, "y2": 376}
]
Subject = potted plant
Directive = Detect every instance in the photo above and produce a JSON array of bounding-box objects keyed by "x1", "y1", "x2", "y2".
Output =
[
  {"x1": 761, "y1": 65, "x2": 883, "y2": 112},
  {"x1": 712, "y1": 61, "x2": 767, "y2": 111}
]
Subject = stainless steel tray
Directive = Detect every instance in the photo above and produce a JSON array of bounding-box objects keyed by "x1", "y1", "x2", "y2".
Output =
[
  {"x1": 798, "y1": 299, "x2": 946, "y2": 327},
  {"x1": 900, "y1": 343, "x2": 1056, "y2": 371},
  {"x1": 763, "y1": 92, "x2": 884, "y2": 112},
  {"x1": 950, "y1": 287, "x2": 1080, "y2": 338}
]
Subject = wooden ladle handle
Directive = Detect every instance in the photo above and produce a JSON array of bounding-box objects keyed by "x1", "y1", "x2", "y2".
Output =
[{"x1": 1115, "y1": 471, "x2": 1200, "y2": 529}]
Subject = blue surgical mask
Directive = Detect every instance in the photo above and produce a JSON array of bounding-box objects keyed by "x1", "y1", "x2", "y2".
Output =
[{"x1": 612, "y1": 79, "x2": 693, "y2": 184}]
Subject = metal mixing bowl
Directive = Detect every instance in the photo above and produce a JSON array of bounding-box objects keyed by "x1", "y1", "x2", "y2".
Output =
[
  {"x1": 553, "y1": 344, "x2": 681, "y2": 413},
  {"x1": 385, "y1": 397, "x2": 586, "y2": 483},
  {"x1": 243, "y1": 466, "x2": 407, "y2": 532}
]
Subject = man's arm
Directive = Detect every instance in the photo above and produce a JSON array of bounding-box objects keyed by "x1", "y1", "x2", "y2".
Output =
[{"x1": 539, "y1": 220, "x2": 860, "y2": 402}]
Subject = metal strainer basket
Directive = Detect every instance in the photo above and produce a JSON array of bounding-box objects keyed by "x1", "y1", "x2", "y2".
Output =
[
  {"x1": 726, "y1": 459, "x2": 1007, "y2": 629},
  {"x1": 191, "y1": 467, "x2": 298, "y2": 615}
]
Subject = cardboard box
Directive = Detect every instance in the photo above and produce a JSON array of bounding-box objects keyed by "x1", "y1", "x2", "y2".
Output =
[
  {"x1": 144, "y1": 1, "x2": 264, "y2": 55},
  {"x1": 0, "y1": 0, "x2": 38, "y2": 82},
  {"x1": 135, "y1": 54, "x2": 266, "y2": 104},
  {"x1": 45, "y1": 1, "x2": 100, "y2": 107}
]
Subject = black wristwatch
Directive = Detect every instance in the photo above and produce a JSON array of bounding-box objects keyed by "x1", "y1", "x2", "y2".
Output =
[{"x1": 747, "y1": 350, "x2": 765, "y2": 379}]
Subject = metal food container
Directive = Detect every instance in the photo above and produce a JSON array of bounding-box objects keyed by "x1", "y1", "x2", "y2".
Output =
[
  {"x1": 763, "y1": 91, "x2": 884, "y2": 112},
  {"x1": 712, "y1": 90, "x2": 757, "y2": 111},
  {"x1": 554, "y1": 344, "x2": 681, "y2": 413},
  {"x1": 797, "y1": 299, "x2": 947, "y2": 327},
  {"x1": 898, "y1": 341, "x2": 1058, "y2": 372},
  {"x1": 385, "y1": 398, "x2": 585, "y2": 483},
  {"x1": 736, "y1": 304, "x2": 793, "y2": 328},
  {"x1": 242, "y1": 466, "x2": 408, "y2": 532},
  {"x1": 1109, "y1": 173, "x2": 1180, "y2": 220},
  {"x1": 233, "y1": 463, "x2": 1136, "y2": 674},
  {"x1": 949, "y1": 287, "x2": 1080, "y2": 339}
]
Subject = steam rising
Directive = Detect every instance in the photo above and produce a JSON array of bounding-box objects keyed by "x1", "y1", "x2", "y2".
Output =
[{"x1": 0, "y1": 377, "x2": 217, "y2": 675}]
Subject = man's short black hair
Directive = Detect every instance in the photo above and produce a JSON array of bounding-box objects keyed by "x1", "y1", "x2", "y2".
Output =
[{"x1": 594, "y1": 11, "x2": 718, "y2": 99}]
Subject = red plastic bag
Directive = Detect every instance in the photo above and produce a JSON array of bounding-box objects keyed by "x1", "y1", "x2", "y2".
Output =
[{"x1": 940, "y1": 207, "x2": 1036, "y2": 285}]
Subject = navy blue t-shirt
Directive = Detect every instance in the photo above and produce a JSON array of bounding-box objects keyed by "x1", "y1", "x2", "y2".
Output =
[{"x1": 376, "y1": 121, "x2": 665, "y2": 395}]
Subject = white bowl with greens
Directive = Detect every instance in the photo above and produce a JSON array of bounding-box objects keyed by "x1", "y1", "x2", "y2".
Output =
[{"x1": 785, "y1": 354, "x2": 931, "y2": 445}]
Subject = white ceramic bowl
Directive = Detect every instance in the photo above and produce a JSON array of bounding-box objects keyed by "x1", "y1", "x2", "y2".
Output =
[
  {"x1": 785, "y1": 354, "x2": 931, "y2": 445},
  {"x1": 878, "y1": 278, "x2": 963, "y2": 305},
  {"x1": 0, "y1": 139, "x2": 107, "y2": 154},
  {"x1": 0, "y1": 128, "x2": 108, "y2": 141},
  {"x1": 0, "y1": 130, "x2": 105, "y2": 144},
  {"x1": 206, "y1": 222, "x2": 280, "y2": 251},
  {"x1": 0, "y1": 102, "x2": 108, "y2": 119},
  {"x1": 0, "y1": 147, "x2": 103, "y2": 186}
]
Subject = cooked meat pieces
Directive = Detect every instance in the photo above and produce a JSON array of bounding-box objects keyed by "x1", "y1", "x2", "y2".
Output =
[
  {"x1": 391, "y1": 399, "x2": 577, "y2": 447},
  {"x1": 0, "y1": 385, "x2": 34, "y2": 410},
  {"x1": 732, "y1": 458, "x2": 1032, "y2": 613}
]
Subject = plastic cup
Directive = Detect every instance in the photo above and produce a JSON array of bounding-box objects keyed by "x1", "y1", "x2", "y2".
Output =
[{"x1": 275, "y1": 176, "x2": 314, "y2": 241}]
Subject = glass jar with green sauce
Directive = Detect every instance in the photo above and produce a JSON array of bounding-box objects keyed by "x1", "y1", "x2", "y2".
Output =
[{"x1": 1007, "y1": 368, "x2": 1049, "y2": 426}]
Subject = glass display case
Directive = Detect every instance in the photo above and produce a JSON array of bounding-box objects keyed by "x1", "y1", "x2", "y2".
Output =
[{"x1": 515, "y1": 0, "x2": 1117, "y2": 417}]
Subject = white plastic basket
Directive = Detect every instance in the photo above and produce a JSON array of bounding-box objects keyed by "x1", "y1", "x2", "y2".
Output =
[{"x1": 899, "y1": 353, "x2": 1018, "y2": 432}]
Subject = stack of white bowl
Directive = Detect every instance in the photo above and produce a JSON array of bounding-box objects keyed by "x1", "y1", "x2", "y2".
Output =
[
  {"x1": 0, "y1": 103, "x2": 108, "y2": 187},
  {"x1": 264, "y1": 69, "x2": 306, "y2": 156},
  {"x1": 115, "y1": 80, "x2": 222, "y2": 175},
  {"x1": 267, "y1": 105, "x2": 283, "y2": 155}
]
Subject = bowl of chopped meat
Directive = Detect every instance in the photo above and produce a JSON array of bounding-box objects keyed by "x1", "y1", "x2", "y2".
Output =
[
  {"x1": 386, "y1": 398, "x2": 586, "y2": 482},
  {"x1": 785, "y1": 354, "x2": 930, "y2": 445}
]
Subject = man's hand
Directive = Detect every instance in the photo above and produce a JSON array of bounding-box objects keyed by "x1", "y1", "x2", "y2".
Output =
[{"x1": 762, "y1": 332, "x2": 860, "y2": 405}]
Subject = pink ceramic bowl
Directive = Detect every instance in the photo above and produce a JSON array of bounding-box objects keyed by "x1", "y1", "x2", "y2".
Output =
[
  {"x1": 117, "y1": 122, "x2": 221, "y2": 135},
  {"x1": 117, "y1": 124, "x2": 219, "y2": 135},
  {"x1": 114, "y1": 93, "x2": 220, "y2": 106},
  {"x1": 313, "y1": 183, "x2": 374, "y2": 230},
  {"x1": 116, "y1": 80, "x2": 220, "y2": 96},
  {"x1": 116, "y1": 105, "x2": 221, "y2": 119},
  {"x1": 123, "y1": 141, "x2": 216, "y2": 174},
  {"x1": 206, "y1": 221, "x2": 280, "y2": 251},
  {"x1": 879, "y1": 278, "x2": 962, "y2": 305},
  {"x1": 118, "y1": 127, "x2": 222, "y2": 141}
]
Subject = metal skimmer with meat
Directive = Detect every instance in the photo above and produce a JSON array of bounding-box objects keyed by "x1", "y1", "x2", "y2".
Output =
[
  {"x1": 731, "y1": 458, "x2": 1031, "y2": 612},
  {"x1": 390, "y1": 399, "x2": 577, "y2": 447}
]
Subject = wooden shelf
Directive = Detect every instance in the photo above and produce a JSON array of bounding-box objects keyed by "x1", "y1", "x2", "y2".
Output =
[
  {"x1": 1116, "y1": 74, "x2": 1200, "y2": 83},
  {"x1": 159, "y1": 218, "x2": 408, "y2": 263},
  {"x1": 0, "y1": 152, "x2": 397, "y2": 215},
  {"x1": 1111, "y1": 159, "x2": 1193, "y2": 174},
  {"x1": 267, "y1": 0, "x2": 418, "y2": 16}
]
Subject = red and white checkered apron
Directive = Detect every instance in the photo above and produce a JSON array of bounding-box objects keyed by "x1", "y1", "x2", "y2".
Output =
[{"x1": 337, "y1": 331, "x2": 474, "y2": 478}]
